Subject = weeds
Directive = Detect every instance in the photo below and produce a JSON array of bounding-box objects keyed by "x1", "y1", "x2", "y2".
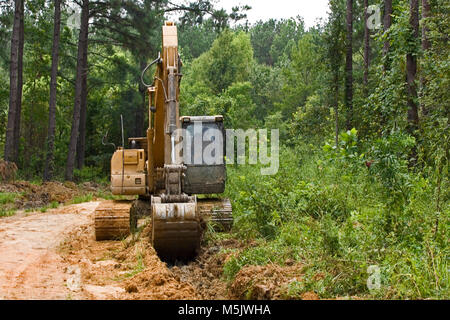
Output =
[
  {"x1": 222, "y1": 143, "x2": 449, "y2": 299},
  {"x1": 0, "y1": 192, "x2": 19, "y2": 205},
  {"x1": 125, "y1": 246, "x2": 145, "y2": 278},
  {"x1": 69, "y1": 193, "x2": 93, "y2": 205},
  {"x1": 0, "y1": 208, "x2": 15, "y2": 217}
]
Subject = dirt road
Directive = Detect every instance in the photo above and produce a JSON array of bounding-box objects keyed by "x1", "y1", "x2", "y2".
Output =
[{"x1": 0, "y1": 202, "x2": 98, "y2": 300}]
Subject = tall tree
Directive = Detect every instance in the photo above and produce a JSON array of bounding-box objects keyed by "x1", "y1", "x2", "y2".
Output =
[
  {"x1": 4, "y1": 0, "x2": 24, "y2": 163},
  {"x1": 383, "y1": 0, "x2": 392, "y2": 71},
  {"x1": 363, "y1": 0, "x2": 370, "y2": 96},
  {"x1": 345, "y1": 0, "x2": 353, "y2": 130},
  {"x1": 135, "y1": 59, "x2": 147, "y2": 138},
  {"x1": 326, "y1": 0, "x2": 345, "y2": 147},
  {"x1": 76, "y1": 29, "x2": 89, "y2": 170},
  {"x1": 421, "y1": 0, "x2": 431, "y2": 51},
  {"x1": 421, "y1": 0, "x2": 431, "y2": 115},
  {"x1": 66, "y1": 0, "x2": 89, "y2": 181},
  {"x1": 406, "y1": 0, "x2": 420, "y2": 135},
  {"x1": 13, "y1": 0, "x2": 24, "y2": 162},
  {"x1": 44, "y1": 0, "x2": 62, "y2": 181}
]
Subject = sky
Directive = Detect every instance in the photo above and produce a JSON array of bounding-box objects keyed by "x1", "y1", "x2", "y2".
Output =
[{"x1": 170, "y1": 0, "x2": 330, "y2": 28}]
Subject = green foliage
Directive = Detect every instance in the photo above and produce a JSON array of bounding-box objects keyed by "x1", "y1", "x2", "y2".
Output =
[
  {"x1": 73, "y1": 166, "x2": 106, "y2": 183},
  {"x1": 277, "y1": 33, "x2": 323, "y2": 118},
  {"x1": 179, "y1": 21, "x2": 218, "y2": 61},
  {"x1": 223, "y1": 142, "x2": 449, "y2": 299},
  {"x1": 0, "y1": 208, "x2": 15, "y2": 217},
  {"x1": 367, "y1": 132, "x2": 416, "y2": 207},
  {"x1": 40, "y1": 201, "x2": 59, "y2": 213},
  {"x1": 183, "y1": 29, "x2": 253, "y2": 96},
  {"x1": 69, "y1": 193, "x2": 93, "y2": 205},
  {"x1": 323, "y1": 128, "x2": 359, "y2": 161},
  {"x1": 291, "y1": 94, "x2": 331, "y2": 142},
  {"x1": 0, "y1": 192, "x2": 21, "y2": 217},
  {"x1": 0, "y1": 192, "x2": 19, "y2": 217},
  {"x1": 0, "y1": 192, "x2": 19, "y2": 205}
]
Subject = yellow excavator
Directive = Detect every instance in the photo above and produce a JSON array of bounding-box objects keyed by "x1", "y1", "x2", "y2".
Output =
[{"x1": 94, "y1": 22, "x2": 232, "y2": 261}]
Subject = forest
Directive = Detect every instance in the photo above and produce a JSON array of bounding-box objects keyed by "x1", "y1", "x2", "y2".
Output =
[{"x1": 0, "y1": 0, "x2": 448, "y2": 299}]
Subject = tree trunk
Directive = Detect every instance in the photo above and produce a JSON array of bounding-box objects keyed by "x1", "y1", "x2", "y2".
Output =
[
  {"x1": 406, "y1": 0, "x2": 419, "y2": 134},
  {"x1": 363, "y1": 0, "x2": 370, "y2": 97},
  {"x1": 65, "y1": 0, "x2": 89, "y2": 181},
  {"x1": 421, "y1": 0, "x2": 431, "y2": 51},
  {"x1": 13, "y1": 0, "x2": 24, "y2": 163},
  {"x1": 4, "y1": 0, "x2": 23, "y2": 163},
  {"x1": 383, "y1": 0, "x2": 392, "y2": 71},
  {"x1": 421, "y1": 0, "x2": 431, "y2": 116},
  {"x1": 334, "y1": 71, "x2": 339, "y2": 147},
  {"x1": 76, "y1": 34, "x2": 89, "y2": 170},
  {"x1": 44, "y1": 0, "x2": 62, "y2": 181},
  {"x1": 345, "y1": 0, "x2": 353, "y2": 130},
  {"x1": 135, "y1": 60, "x2": 147, "y2": 138}
]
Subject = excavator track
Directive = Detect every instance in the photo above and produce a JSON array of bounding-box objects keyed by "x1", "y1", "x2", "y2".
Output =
[
  {"x1": 198, "y1": 198, "x2": 233, "y2": 231},
  {"x1": 95, "y1": 200, "x2": 133, "y2": 240}
]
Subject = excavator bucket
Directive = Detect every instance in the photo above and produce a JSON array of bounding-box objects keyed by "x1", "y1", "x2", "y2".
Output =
[
  {"x1": 151, "y1": 198, "x2": 232, "y2": 261},
  {"x1": 151, "y1": 201, "x2": 201, "y2": 261}
]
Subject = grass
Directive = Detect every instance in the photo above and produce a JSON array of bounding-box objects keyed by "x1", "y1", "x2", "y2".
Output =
[
  {"x1": 68, "y1": 193, "x2": 94, "y2": 205},
  {"x1": 0, "y1": 208, "x2": 16, "y2": 217},
  {"x1": 124, "y1": 252, "x2": 145, "y2": 278},
  {"x1": 0, "y1": 192, "x2": 19, "y2": 205},
  {"x1": 112, "y1": 245, "x2": 146, "y2": 281},
  {"x1": 94, "y1": 190, "x2": 127, "y2": 201},
  {"x1": 0, "y1": 192, "x2": 21, "y2": 217},
  {"x1": 39, "y1": 201, "x2": 59, "y2": 213}
]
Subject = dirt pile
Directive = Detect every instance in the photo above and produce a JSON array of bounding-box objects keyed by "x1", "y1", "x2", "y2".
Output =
[
  {"x1": 230, "y1": 263, "x2": 317, "y2": 300},
  {"x1": 0, "y1": 159, "x2": 17, "y2": 182},
  {"x1": 0, "y1": 181, "x2": 105, "y2": 210},
  {"x1": 15, "y1": 181, "x2": 77, "y2": 208},
  {"x1": 59, "y1": 219, "x2": 199, "y2": 300}
]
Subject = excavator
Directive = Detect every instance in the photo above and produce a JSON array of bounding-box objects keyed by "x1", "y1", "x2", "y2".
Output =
[{"x1": 94, "y1": 22, "x2": 232, "y2": 261}]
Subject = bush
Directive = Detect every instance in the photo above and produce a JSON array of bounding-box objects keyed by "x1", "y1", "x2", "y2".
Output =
[{"x1": 73, "y1": 166, "x2": 105, "y2": 183}]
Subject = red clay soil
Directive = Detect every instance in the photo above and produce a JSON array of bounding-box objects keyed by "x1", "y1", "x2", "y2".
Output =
[
  {"x1": 58, "y1": 213, "x2": 200, "y2": 300},
  {"x1": 230, "y1": 263, "x2": 313, "y2": 300}
]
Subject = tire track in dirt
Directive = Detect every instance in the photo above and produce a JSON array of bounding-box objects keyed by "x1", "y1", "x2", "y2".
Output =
[{"x1": 0, "y1": 202, "x2": 99, "y2": 300}]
